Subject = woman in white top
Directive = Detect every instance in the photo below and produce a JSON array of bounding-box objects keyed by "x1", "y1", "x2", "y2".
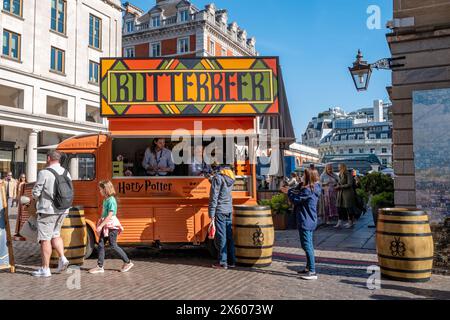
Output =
[
  {"x1": 142, "y1": 138, "x2": 175, "y2": 176},
  {"x1": 319, "y1": 163, "x2": 339, "y2": 224}
]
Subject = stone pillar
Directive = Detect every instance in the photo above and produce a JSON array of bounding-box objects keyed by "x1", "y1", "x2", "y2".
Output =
[{"x1": 27, "y1": 130, "x2": 39, "y2": 183}]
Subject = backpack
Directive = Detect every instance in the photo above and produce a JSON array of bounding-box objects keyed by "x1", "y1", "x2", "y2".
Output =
[{"x1": 46, "y1": 168, "x2": 74, "y2": 211}]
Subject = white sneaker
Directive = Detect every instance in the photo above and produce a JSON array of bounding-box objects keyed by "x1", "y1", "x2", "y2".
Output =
[
  {"x1": 32, "y1": 267, "x2": 52, "y2": 278},
  {"x1": 334, "y1": 220, "x2": 343, "y2": 228},
  {"x1": 301, "y1": 272, "x2": 318, "y2": 280},
  {"x1": 57, "y1": 257, "x2": 70, "y2": 273},
  {"x1": 344, "y1": 221, "x2": 354, "y2": 229},
  {"x1": 88, "y1": 266, "x2": 105, "y2": 274}
]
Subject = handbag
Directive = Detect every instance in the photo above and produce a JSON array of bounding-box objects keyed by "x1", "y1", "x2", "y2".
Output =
[
  {"x1": 19, "y1": 215, "x2": 38, "y2": 242},
  {"x1": 207, "y1": 219, "x2": 216, "y2": 240}
]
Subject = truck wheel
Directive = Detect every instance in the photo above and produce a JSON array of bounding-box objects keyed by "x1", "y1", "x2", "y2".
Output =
[
  {"x1": 85, "y1": 227, "x2": 96, "y2": 259},
  {"x1": 205, "y1": 237, "x2": 217, "y2": 258}
]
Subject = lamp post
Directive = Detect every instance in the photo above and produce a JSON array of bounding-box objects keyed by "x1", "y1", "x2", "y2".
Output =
[{"x1": 349, "y1": 49, "x2": 405, "y2": 92}]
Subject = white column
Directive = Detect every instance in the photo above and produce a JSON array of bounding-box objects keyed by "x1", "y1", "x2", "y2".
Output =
[{"x1": 27, "y1": 130, "x2": 39, "y2": 183}]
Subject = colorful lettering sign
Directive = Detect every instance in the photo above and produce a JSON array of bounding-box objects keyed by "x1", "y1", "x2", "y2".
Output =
[{"x1": 101, "y1": 57, "x2": 279, "y2": 117}]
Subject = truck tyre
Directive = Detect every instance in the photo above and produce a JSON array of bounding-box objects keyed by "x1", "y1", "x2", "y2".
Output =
[
  {"x1": 205, "y1": 237, "x2": 217, "y2": 258},
  {"x1": 85, "y1": 227, "x2": 96, "y2": 259}
]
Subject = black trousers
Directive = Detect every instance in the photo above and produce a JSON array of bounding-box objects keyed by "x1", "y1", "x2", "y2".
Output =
[
  {"x1": 338, "y1": 207, "x2": 355, "y2": 221},
  {"x1": 97, "y1": 229, "x2": 130, "y2": 267}
]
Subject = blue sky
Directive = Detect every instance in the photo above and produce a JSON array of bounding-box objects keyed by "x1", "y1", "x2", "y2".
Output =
[{"x1": 132, "y1": 0, "x2": 393, "y2": 140}]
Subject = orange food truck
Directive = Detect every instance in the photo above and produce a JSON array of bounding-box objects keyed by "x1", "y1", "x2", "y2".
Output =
[{"x1": 19, "y1": 57, "x2": 281, "y2": 258}]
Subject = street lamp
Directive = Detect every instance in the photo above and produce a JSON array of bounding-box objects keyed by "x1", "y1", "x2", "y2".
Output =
[{"x1": 349, "y1": 49, "x2": 405, "y2": 92}]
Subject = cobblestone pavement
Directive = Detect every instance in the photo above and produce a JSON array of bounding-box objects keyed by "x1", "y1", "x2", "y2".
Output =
[{"x1": 1, "y1": 209, "x2": 450, "y2": 300}]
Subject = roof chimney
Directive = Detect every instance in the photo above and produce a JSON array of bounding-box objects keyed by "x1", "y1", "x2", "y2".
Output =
[{"x1": 373, "y1": 100, "x2": 383, "y2": 122}]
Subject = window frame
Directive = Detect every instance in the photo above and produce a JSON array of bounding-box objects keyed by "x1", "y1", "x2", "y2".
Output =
[
  {"x1": 62, "y1": 153, "x2": 97, "y2": 181},
  {"x1": 209, "y1": 40, "x2": 215, "y2": 55},
  {"x1": 151, "y1": 15, "x2": 161, "y2": 27},
  {"x1": 124, "y1": 47, "x2": 135, "y2": 58},
  {"x1": 179, "y1": 9, "x2": 189, "y2": 22},
  {"x1": 126, "y1": 20, "x2": 134, "y2": 33},
  {"x1": 50, "y1": 46, "x2": 65, "y2": 74},
  {"x1": 151, "y1": 42, "x2": 161, "y2": 57},
  {"x1": 178, "y1": 37, "x2": 189, "y2": 54},
  {"x1": 2, "y1": 29, "x2": 21, "y2": 61},
  {"x1": 89, "y1": 60, "x2": 100, "y2": 85},
  {"x1": 50, "y1": 0, "x2": 67, "y2": 35},
  {"x1": 89, "y1": 14, "x2": 102, "y2": 50},
  {"x1": 2, "y1": 0, "x2": 23, "y2": 18}
]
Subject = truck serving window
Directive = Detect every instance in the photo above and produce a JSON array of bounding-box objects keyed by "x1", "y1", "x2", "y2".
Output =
[
  {"x1": 61, "y1": 153, "x2": 96, "y2": 181},
  {"x1": 111, "y1": 137, "x2": 253, "y2": 192}
]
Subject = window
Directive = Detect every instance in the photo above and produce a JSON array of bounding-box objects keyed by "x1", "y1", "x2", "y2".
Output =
[
  {"x1": 339, "y1": 149, "x2": 344, "y2": 154},
  {"x1": 51, "y1": 0, "x2": 66, "y2": 34},
  {"x1": 178, "y1": 37, "x2": 189, "y2": 53},
  {"x1": 359, "y1": 148, "x2": 364, "y2": 154},
  {"x1": 348, "y1": 134, "x2": 355, "y2": 140},
  {"x1": 124, "y1": 47, "x2": 135, "y2": 57},
  {"x1": 370, "y1": 148, "x2": 375, "y2": 154},
  {"x1": 89, "y1": 60, "x2": 99, "y2": 84},
  {"x1": 126, "y1": 21, "x2": 134, "y2": 33},
  {"x1": 381, "y1": 133, "x2": 388, "y2": 139},
  {"x1": 341, "y1": 135, "x2": 347, "y2": 140},
  {"x1": 50, "y1": 47, "x2": 65, "y2": 73},
  {"x1": 209, "y1": 40, "x2": 215, "y2": 55},
  {"x1": 151, "y1": 42, "x2": 161, "y2": 57},
  {"x1": 382, "y1": 158, "x2": 388, "y2": 166},
  {"x1": 349, "y1": 149, "x2": 353, "y2": 154},
  {"x1": 369, "y1": 133, "x2": 376, "y2": 139},
  {"x1": 221, "y1": 48, "x2": 227, "y2": 57},
  {"x1": 89, "y1": 14, "x2": 101, "y2": 49},
  {"x1": 0, "y1": 84, "x2": 24, "y2": 109},
  {"x1": 152, "y1": 16, "x2": 161, "y2": 27},
  {"x1": 2, "y1": 30, "x2": 20, "y2": 60},
  {"x1": 3, "y1": 0, "x2": 22, "y2": 17},
  {"x1": 86, "y1": 105, "x2": 102, "y2": 124},
  {"x1": 46, "y1": 96, "x2": 67, "y2": 117},
  {"x1": 358, "y1": 134, "x2": 364, "y2": 140},
  {"x1": 179, "y1": 9, "x2": 189, "y2": 22},
  {"x1": 382, "y1": 148, "x2": 388, "y2": 154},
  {"x1": 62, "y1": 154, "x2": 96, "y2": 181}
]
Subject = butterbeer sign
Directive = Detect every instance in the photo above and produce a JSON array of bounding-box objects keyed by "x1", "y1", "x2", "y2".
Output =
[{"x1": 100, "y1": 57, "x2": 279, "y2": 116}]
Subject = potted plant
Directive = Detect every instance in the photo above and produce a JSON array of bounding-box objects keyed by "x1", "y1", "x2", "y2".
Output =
[
  {"x1": 359, "y1": 172, "x2": 394, "y2": 226},
  {"x1": 259, "y1": 193, "x2": 290, "y2": 230}
]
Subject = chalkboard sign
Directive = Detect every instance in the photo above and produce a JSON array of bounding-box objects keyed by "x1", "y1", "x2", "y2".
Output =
[{"x1": 0, "y1": 184, "x2": 15, "y2": 272}]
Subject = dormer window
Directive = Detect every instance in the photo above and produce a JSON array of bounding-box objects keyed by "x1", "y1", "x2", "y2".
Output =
[
  {"x1": 152, "y1": 16, "x2": 161, "y2": 27},
  {"x1": 126, "y1": 21, "x2": 134, "y2": 33},
  {"x1": 179, "y1": 9, "x2": 189, "y2": 22}
]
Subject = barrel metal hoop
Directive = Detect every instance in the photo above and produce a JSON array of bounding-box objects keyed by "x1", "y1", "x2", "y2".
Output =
[
  {"x1": 235, "y1": 245, "x2": 273, "y2": 249},
  {"x1": 378, "y1": 254, "x2": 434, "y2": 261},
  {"x1": 380, "y1": 266, "x2": 432, "y2": 274},
  {"x1": 234, "y1": 224, "x2": 274, "y2": 228},
  {"x1": 236, "y1": 263, "x2": 271, "y2": 268},
  {"x1": 376, "y1": 231, "x2": 433, "y2": 237},
  {"x1": 66, "y1": 215, "x2": 85, "y2": 218},
  {"x1": 63, "y1": 245, "x2": 87, "y2": 250},
  {"x1": 234, "y1": 214, "x2": 273, "y2": 218},
  {"x1": 236, "y1": 255, "x2": 273, "y2": 260},
  {"x1": 234, "y1": 206, "x2": 271, "y2": 211},
  {"x1": 379, "y1": 212, "x2": 427, "y2": 217},
  {"x1": 381, "y1": 274, "x2": 431, "y2": 283},
  {"x1": 377, "y1": 220, "x2": 429, "y2": 225},
  {"x1": 61, "y1": 225, "x2": 86, "y2": 229}
]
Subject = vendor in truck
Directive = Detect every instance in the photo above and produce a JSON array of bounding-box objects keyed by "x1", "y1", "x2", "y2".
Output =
[{"x1": 142, "y1": 138, "x2": 175, "y2": 176}]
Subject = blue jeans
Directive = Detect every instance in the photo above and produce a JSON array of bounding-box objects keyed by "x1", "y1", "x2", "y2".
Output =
[
  {"x1": 214, "y1": 212, "x2": 236, "y2": 267},
  {"x1": 299, "y1": 229, "x2": 316, "y2": 273}
]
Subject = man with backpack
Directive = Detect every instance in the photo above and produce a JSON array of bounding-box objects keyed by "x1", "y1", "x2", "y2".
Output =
[{"x1": 31, "y1": 150, "x2": 73, "y2": 277}]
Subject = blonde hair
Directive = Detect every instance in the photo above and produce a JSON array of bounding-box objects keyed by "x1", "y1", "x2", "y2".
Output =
[
  {"x1": 339, "y1": 163, "x2": 348, "y2": 175},
  {"x1": 99, "y1": 180, "x2": 116, "y2": 197}
]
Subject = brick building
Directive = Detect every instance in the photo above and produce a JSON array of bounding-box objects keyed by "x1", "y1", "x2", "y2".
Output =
[{"x1": 122, "y1": 0, "x2": 257, "y2": 58}]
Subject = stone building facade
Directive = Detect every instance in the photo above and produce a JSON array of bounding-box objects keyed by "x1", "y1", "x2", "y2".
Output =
[
  {"x1": 387, "y1": 0, "x2": 450, "y2": 273},
  {"x1": 0, "y1": 0, "x2": 122, "y2": 181}
]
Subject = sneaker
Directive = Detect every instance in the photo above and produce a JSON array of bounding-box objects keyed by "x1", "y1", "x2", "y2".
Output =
[
  {"x1": 334, "y1": 220, "x2": 343, "y2": 228},
  {"x1": 212, "y1": 263, "x2": 228, "y2": 270},
  {"x1": 120, "y1": 262, "x2": 134, "y2": 273},
  {"x1": 344, "y1": 221, "x2": 354, "y2": 229},
  {"x1": 301, "y1": 272, "x2": 318, "y2": 280},
  {"x1": 56, "y1": 257, "x2": 70, "y2": 273},
  {"x1": 88, "y1": 266, "x2": 105, "y2": 274},
  {"x1": 32, "y1": 267, "x2": 52, "y2": 278},
  {"x1": 297, "y1": 268, "x2": 310, "y2": 274}
]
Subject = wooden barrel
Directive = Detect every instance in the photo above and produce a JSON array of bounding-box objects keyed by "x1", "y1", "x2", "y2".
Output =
[
  {"x1": 233, "y1": 205, "x2": 274, "y2": 268},
  {"x1": 50, "y1": 207, "x2": 87, "y2": 267},
  {"x1": 376, "y1": 208, "x2": 434, "y2": 282}
]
